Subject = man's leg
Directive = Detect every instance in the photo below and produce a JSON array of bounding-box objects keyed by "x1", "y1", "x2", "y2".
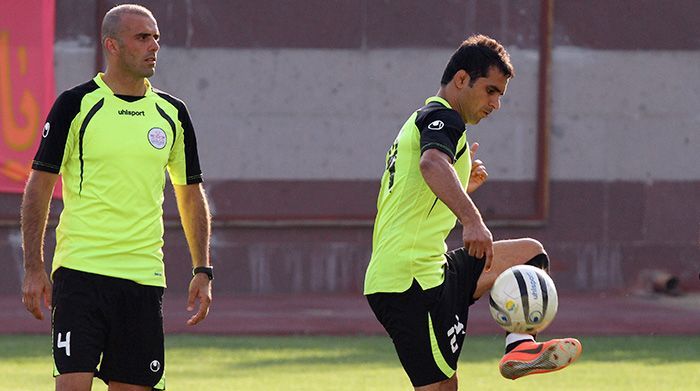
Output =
[
  {"x1": 108, "y1": 381, "x2": 151, "y2": 391},
  {"x1": 367, "y1": 283, "x2": 455, "y2": 389},
  {"x1": 98, "y1": 282, "x2": 165, "y2": 390},
  {"x1": 56, "y1": 373, "x2": 94, "y2": 391},
  {"x1": 473, "y1": 238, "x2": 546, "y2": 299},
  {"x1": 366, "y1": 261, "x2": 485, "y2": 391},
  {"x1": 408, "y1": 247, "x2": 489, "y2": 390},
  {"x1": 414, "y1": 373, "x2": 457, "y2": 391},
  {"x1": 471, "y1": 238, "x2": 582, "y2": 379},
  {"x1": 52, "y1": 268, "x2": 106, "y2": 391}
]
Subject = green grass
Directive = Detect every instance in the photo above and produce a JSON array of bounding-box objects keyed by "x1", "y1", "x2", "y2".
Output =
[{"x1": 1, "y1": 335, "x2": 699, "y2": 390}]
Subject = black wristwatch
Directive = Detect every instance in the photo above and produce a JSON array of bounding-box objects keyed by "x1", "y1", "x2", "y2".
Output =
[{"x1": 192, "y1": 266, "x2": 214, "y2": 280}]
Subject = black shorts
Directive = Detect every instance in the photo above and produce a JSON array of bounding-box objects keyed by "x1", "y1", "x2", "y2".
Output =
[
  {"x1": 52, "y1": 267, "x2": 165, "y2": 389},
  {"x1": 366, "y1": 248, "x2": 485, "y2": 387}
]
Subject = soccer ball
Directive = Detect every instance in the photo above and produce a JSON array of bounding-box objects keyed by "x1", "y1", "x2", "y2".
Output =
[{"x1": 488, "y1": 265, "x2": 558, "y2": 334}]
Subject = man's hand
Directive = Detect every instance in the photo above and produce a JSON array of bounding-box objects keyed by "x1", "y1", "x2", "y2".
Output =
[
  {"x1": 186, "y1": 274, "x2": 212, "y2": 326},
  {"x1": 21, "y1": 267, "x2": 52, "y2": 320},
  {"x1": 462, "y1": 219, "x2": 494, "y2": 271},
  {"x1": 467, "y1": 143, "x2": 488, "y2": 193}
]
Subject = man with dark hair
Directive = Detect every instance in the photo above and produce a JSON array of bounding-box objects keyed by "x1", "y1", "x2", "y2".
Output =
[
  {"x1": 364, "y1": 34, "x2": 581, "y2": 390},
  {"x1": 21, "y1": 4, "x2": 213, "y2": 390}
]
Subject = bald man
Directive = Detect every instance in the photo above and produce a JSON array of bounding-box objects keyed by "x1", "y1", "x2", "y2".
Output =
[{"x1": 21, "y1": 4, "x2": 213, "y2": 390}]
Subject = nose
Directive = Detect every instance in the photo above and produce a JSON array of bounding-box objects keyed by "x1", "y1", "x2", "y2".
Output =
[
  {"x1": 490, "y1": 96, "x2": 501, "y2": 111},
  {"x1": 150, "y1": 38, "x2": 160, "y2": 52}
]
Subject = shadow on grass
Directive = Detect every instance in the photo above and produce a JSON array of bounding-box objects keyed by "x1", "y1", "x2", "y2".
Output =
[
  {"x1": 165, "y1": 335, "x2": 700, "y2": 370},
  {"x1": 0, "y1": 335, "x2": 51, "y2": 360},
  {"x1": 3, "y1": 335, "x2": 698, "y2": 367},
  {"x1": 577, "y1": 335, "x2": 700, "y2": 363}
]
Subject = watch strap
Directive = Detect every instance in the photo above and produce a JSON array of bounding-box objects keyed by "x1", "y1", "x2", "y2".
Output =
[{"x1": 193, "y1": 266, "x2": 214, "y2": 280}]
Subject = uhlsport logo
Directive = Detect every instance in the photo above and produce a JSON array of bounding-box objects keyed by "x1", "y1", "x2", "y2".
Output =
[
  {"x1": 118, "y1": 109, "x2": 145, "y2": 116},
  {"x1": 526, "y1": 271, "x2": 539, "y2": 300},
  {"x1": 428, "y1": 120, "x2": 444, "y2": 130},
  {"x1": 150, "y1": 360, "x2": 161, "y2": 372},
  {"x1": 42, "y1": 122, "x2": 50, "y2": 138},
  {"x1": 148, "y1": 127, "x2": 167, "y2": 149}
]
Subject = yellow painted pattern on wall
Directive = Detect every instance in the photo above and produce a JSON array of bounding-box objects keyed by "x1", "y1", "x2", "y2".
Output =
[{"x1": 0, "y1": 1, "x2": 55, "y2": 193}]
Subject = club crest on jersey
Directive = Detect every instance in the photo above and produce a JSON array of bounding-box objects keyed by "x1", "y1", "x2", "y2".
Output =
[
  {"x1": 147, "y1": 127, "x2": 167, "y2": 149},
  {"x1": 428, "y1": 120, "x2": 444, "y2": 130}
]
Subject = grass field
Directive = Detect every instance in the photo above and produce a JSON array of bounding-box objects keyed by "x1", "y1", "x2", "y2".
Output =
[{"x1": 1, "y1": 335, "x2": 698, "y2": 390}]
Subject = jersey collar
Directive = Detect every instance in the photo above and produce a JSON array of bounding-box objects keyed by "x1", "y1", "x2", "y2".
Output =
[
  {"x1": 93, "y1": 73, "x2": 155, "y2": 97},
  {"x1": 425, "y1": 96, "x2": 452, "y2": 109}
]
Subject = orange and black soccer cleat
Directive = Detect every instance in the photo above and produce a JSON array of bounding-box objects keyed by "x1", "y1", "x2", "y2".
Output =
[{"x1": 499, "y1": 338, "x2": 582, "y2": 380}]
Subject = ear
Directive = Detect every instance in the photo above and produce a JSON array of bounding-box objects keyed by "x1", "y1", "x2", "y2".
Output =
[
  {"x1": 453, "y1": 69, "x2": 471, "y2": 89},
  {"x1": 104, "y1": 37, "x2": 119, "y2": 56}
]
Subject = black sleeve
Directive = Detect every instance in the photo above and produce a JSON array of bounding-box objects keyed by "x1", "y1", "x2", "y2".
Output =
[
  {"x1": 156, "y1": 91, "x2": 204, "y2": 184},
  {"x1": 178, "y1": 103, "x2": 203, "y2": 184},
  {"x1": 418, "y1": 109, "x2": 464, "y2": 161},
  {"x1": 32, "y1": 91, "x2": 81, "y2": 173}
]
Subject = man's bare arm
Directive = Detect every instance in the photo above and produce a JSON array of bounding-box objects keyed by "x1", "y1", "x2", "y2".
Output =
[
  {"x1": 21, "y1": 170, "x2": 59, "y2": 320},
  {"x1": 420, "y1": 149, "x2": 493, "y2": 270},
  {"x1": 173, "y1": 183, "x2": 212, "y2": 325}
]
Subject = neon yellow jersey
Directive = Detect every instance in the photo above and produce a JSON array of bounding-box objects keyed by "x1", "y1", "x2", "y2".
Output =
[
  {"x1": 33, "y1": 74, "x2": 203, "y2": 287},
  {"x1": 364, "y1": 97, "x2": 471, "y2": 294}
]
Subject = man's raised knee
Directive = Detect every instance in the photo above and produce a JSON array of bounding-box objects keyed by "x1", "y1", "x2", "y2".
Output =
[{"x1": 522, "y1": 238, "x2": 545, "y2": 255}]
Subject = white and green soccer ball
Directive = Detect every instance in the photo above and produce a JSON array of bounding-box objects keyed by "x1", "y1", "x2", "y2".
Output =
[{"x1": 488, "y1": 265, "x2": 558, "y2": 334}]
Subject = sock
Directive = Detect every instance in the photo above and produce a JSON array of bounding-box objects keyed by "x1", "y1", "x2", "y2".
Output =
[{"x1": 504, "y1": 333, "x2": 535, "y2": 353}]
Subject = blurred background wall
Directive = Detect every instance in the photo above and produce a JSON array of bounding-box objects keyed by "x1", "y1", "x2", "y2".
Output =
[{"x1": 1, "y1": 0, "x2": 698, "y2": 296}]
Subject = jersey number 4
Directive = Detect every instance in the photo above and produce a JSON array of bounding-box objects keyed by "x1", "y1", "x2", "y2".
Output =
[{"x1": 57, "y1": 331, "x2": 71, "y2": 357}]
